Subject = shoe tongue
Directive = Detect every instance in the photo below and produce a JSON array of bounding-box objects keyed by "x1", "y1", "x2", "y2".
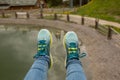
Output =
[
  {"x1": 69, "y1": 42, "x2": 77, "y2": 48},
  {"x1": 39, "y1": 40, "x2": 46, "y2": 44}
]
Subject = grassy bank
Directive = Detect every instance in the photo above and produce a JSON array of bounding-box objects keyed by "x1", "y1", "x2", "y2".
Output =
[{"x1": 75, "y1": 0, "x2": 120, "y2": 23}]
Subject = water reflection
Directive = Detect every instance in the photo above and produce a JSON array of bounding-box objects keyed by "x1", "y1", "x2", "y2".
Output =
[
  {"x1": 0, "y1": 30, "x2": 37, "y2": 80},
  {"x1": 0, "y1": 25, "x2": 66, "y2": 80},
  {"x1": 0, "y1": 24, "x2": 89, "y2": 80}
]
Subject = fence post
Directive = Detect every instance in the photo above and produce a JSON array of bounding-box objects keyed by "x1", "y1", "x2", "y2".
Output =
[
  {"x1": 51, "y1": 8, "x2": 54, "y2": 13},
  {"x1": 40, "y1": 4, "x2": 43, "y2": 19},
  {"x1": 5, "y1": 26, "x2": 8, "y2": 31},
  {"x1": 15, "y1": 12, "x2": 17, "y2": 19},
  {"x1": 2, "y1": 11, "x2": 5, "y2": 18},
  {"x1": 95, "y1": 19, "x2": 99, "y2": 29},
  {"x1": 54, "y1": 13, "x2": 57, "y2": 20},
  {"x1": 81, "y1": 16, "x2": 85, "y2": 25},
  {"x1": 40, "y1": 12, "x2": 43, "y2": 19},
  {"x1": 55, "y1": 32, "x2": 60, "y2": 40},
  {"x1": 107, "y1": 26, "x2": 112, "y2": 40},
  {"x1": 62, "y1": 8, "x2": 64, "y2": 14},
  {"x1": 67, "y1": 13, "x2": 70, "y2": 22},
  {"x1": 27, "y1": 12, "x2": 30, "y2": 19}
]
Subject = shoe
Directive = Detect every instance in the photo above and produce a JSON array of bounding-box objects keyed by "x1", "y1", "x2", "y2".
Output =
[
  {"x1": 34, "y1": 29, "x2": 53, "y2": 68},
  {"x1": 63, "y1": 31, "x2": 80, "y2": 63}
]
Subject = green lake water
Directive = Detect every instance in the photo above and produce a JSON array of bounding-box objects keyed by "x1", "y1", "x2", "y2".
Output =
[
  {"x1": 0, "y1": 24, "x2": 66, "y2": 80},
  {"x1": 0, "y1": 30, "x2": 36, "y2": 80},
  {"x1": 0, "y1": 24, "x2": 89, "y2": 80}
]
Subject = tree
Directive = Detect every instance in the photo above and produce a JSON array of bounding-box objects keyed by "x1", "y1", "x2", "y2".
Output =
[
  {"x1": 46, "y1": 0, "x2": 63, "y2": 7},
  {"x1": 45, "y1": 0, "x2": 90, "y2": 7}
]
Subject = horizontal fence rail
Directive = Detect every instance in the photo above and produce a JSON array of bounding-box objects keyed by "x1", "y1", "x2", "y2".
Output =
[{"x1": 111, "y1": 28, "x2": 120, "y2": 46}]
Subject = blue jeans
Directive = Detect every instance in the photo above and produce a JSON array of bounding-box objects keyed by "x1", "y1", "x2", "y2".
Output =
[{"x1": 24, "y1": 57, "x2": 86, "y2": 80}]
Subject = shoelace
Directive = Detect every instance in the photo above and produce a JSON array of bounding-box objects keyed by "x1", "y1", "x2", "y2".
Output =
[
  {"x1": 68, "y1": 43, "x2": 78, "y2": 54},
  {"x1": 68, "y1": 43, "x2": 86, "y2": 58},
  {"x1": 79, "y1": 53, "x2": 86, "y2": 58},
  {"x1": 33, "y1": 40, "x2": 47, "y2": 58},
  {"x1": 38, "y1": 40, "x2": 47, "y2": 53},
  {"x1": 38, "y1": 40, "x2": 47, "y2": 52}
]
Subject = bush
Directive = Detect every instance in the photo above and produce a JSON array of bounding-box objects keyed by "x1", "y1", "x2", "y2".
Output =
[{"x1": 46, "y1": 0, "x2": 63, "y2": 7}]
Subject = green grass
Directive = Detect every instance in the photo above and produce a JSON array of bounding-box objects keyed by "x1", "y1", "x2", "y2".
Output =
[
  {"x1": 75, "y1": 0, "x2": 120, "y2": 23},
  {"x1": 44, "y1": 15, "x2": 54, "y2": 20},
  {"x1": 0, "y1": 15, "x2": 10, "y2": 18},
  {"x1": 90, "y1": 25, "x2": 120, "y2": 35},
  {"x1": 44, "y1": 14, "x2": 63, "y2": 20},
  {"x1": 113, "y1": 27, "x2": 120, "y2": 33},
  {"x1": 105, "y1": 25, "x2": 120, "y2": 34}
]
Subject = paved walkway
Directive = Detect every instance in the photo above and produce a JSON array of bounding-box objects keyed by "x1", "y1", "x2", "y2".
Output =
[{"x1": 60, "y1": 14, "x2": 120, "y2": 28}]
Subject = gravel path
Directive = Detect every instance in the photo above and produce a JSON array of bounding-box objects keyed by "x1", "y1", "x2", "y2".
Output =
[
  {"x1": 60, "y1": 15, "x2": 120, "y2": 28},
  {"x1": 0, "y1": 18, "x2": 120, "y2": 80}
]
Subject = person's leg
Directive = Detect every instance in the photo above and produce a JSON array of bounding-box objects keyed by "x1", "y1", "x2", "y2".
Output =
[
  {"x1": 66, "y1": 60, "x2": 86, "y2": 80},
  {"x1": 24, "y1": 29, "x2": 52, "y2": 80},
  {"x1": 24, "y1": 57, "x2": 49, "y2": 80},
  {"x1": 63, "y1": 31, "x2": 87, "y2": 80}
]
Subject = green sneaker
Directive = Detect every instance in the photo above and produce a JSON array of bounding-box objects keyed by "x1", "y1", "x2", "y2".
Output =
[
  {"x1": 34, "y1": 29, "x2": 53, "y2": 68},
  {"x1": 63, "y1": 31, "x2": 80, "y2": 63}
]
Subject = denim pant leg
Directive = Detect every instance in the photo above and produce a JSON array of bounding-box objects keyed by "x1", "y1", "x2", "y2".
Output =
[
  {"x1": 66, "y1": 60, "x2": 87, "y2": 80},
  {"x1": 24, "y1": 57, "x2": 49, "y2": 80}
]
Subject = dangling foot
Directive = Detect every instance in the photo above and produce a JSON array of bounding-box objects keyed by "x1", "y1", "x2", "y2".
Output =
[
  {"x1": 34, "y1": 29, "x2": 53, "y2": 68},
  {"x1": 63, "y1": 31, "x2": 80, "y2": 63}
]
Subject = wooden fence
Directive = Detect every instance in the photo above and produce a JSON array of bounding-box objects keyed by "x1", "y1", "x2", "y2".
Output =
[{"x1": 0, "y1": 11, "x2": 120, "y2": 42}]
